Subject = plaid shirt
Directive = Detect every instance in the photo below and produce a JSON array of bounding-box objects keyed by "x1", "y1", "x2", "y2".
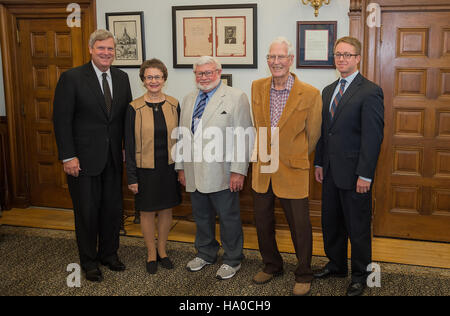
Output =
[{"x1": 270, "y1": 74, "x2": 294, "y2": 127}]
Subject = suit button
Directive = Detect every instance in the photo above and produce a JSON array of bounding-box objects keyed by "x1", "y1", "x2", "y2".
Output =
[
  {"x1": 106, "y1": 138, "x2": 110, "y2": 143},
  {"x1": 328, "y1": 133, "x2": 332, "y2": 136}
]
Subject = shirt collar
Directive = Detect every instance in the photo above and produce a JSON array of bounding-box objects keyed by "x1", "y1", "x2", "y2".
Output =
[
  {"x1": 271, "y1": 74, "x2": 294, "y2": 92},
  {"x1": 340, "y1": 70, "x2": 359, "y2": 86},
  {"x1": 200, "y1": 81, "x2": 221, "y2": 99},
  {"x1": 91, "y1": 61, "x2": 111, "y2": 79}
]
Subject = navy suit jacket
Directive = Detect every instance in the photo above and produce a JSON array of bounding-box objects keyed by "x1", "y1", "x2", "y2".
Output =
[
  {"x1": 314, "y1": 73, "x2": 384, "y2": 190},
  {"x1": 53, "y1": 62, "x2": 132, "y2": 176}
]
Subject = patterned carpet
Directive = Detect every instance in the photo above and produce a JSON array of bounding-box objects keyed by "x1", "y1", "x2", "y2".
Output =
[{"x1": 0, "y1": 225, "x2": 449, "y2": 296}]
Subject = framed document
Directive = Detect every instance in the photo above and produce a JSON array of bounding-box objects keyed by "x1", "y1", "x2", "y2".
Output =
[
  {"x1": 296, "y1": 21, "x2": 336, "y2": 68},
  {"x1": 183, "y1": 17, "x2": 213, "y2": 57},
  {"x1": 216, "y1": 17, "x2": 246, "y2": 57},
  {"x1": 220, "y1": 74, "x2": 232, "y2": 87},
  {"x1": 172, "y1": 4, "x2": 257, "y2": 68},
  {"x1": 106, "y1": 12, "x2": 146, "y2": 68}
]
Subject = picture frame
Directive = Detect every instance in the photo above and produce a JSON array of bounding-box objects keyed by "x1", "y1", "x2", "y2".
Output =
[
  {"x1": 296, "y1": 21, "x2": 337, "y2": 69},
  {"x1": 105, "y1": 12, "x2": 146, "y2": 68},
  {"x1": 172, "y1": 4, "x2": 257, "y2": 68},
  {"x1": 220, "y1": 74, "x2": 232, "y2": 87}
]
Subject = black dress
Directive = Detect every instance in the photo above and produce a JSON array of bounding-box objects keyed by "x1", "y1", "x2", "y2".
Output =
[{"x1": 125, "y1": 101, "x2": 181, "y2": 212}]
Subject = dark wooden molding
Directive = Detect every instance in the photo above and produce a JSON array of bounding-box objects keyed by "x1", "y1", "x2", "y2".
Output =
[
  {"x1": 350, "y1": 0, "x2": 363, "y2": 11},
  {"x1": 0, "y1": 116, "x2": 10, "y2": 209}
]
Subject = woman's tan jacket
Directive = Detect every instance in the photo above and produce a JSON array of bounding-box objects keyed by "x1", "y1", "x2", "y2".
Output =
[
  {"x1": 129, "y1": 94, "x2": 179, "y2": 168},
  {"x1": 251, "y1": 73, "x2": 322, "y2": 199}
]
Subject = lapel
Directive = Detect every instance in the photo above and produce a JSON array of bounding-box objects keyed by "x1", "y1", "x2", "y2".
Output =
[
  {"x1": 261, "y1": 78, "x2": 272, "y2": 129},
  {"x1": 330, "y1": 73, "x2": 363, "y2": 128},
  {"x1": 110, "y1": 67, "x2": 121, "y2": 121},
  {"x1": 324, "y1": 79, "x2": 339, "y2": 129},
  {"x1": 200, "y1": 83, "x2": 225, "y2": 128},
  {"x1": 276, "y1": 74, "x2": 306, "y2": 130},
  {"x1": 186, "y1": 91, "x2": 198, "y2": 134},
  {"x1": 83, "y1": 62, "x2": 109, "y2": 120}
]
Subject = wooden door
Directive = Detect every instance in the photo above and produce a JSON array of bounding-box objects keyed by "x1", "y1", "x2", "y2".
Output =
[
  {"x1": 373, "y1": 10, "x2": 450, "y2": 242},
  {"x1": 18, "y1": 18, "x2": 84, "y2": 208}
]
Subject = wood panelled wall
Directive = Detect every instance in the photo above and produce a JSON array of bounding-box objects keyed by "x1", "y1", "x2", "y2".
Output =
[
  {"x1": 0, "y1": 0, "x2": 96, "y2": 209},
  {"x1": 0, "y1": 117, "x2": 10, "y2": 210},
  {"x1": 348, "y1": 0, "x2": 450, "y2": 242}
]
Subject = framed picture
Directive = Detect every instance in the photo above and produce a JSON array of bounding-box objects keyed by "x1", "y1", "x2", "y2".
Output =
[
  {"x1": 106, "y1": 12, "x2": 146, "y2": 68},
  {"x1": 296, "y1": 21, "x2": 337, "y2": 68},
  {"x1": 221, "y1": 74, "x2": 232, "y2": 87},
  {"x1": 172, "y1": 4, "x2": 257, "y2": 68}
]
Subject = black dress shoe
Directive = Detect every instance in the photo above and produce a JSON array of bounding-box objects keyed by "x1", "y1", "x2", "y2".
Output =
[
  {"x1": 85, "y1": 268, "x2": 103, "y2": 282},
  {"x1": 146, "y1": 261, "x2": 157, "y2": 274},
  {"x1": 346, "y1": 282, "x2": 366, "y2": 296},
  {"x1": 313, "y1": 268, "x2": 347, "y2": 279},
  {"x1": 101, "y1": 259, "x2": 126, "y2": 272},
  {"x1": 157, "y1": 253, "x2": 174, "y2": 270}
]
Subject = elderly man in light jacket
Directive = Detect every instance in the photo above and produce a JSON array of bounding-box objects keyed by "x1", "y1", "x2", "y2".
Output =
[{"x1": 175, "y1": 56, "x2": 253, "y2": 280}]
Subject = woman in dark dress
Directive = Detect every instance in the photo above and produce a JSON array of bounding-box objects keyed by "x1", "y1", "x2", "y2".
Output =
[{"x1": 125, "y1": 59, "x2": 181, "y2": 274}]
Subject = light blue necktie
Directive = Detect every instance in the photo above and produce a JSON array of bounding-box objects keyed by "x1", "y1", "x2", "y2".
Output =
[
  {"x1": 192, "y1": 92, "x2": 208, "y2": 133},
  {"x1": 330, "y1": 79, "x2": 347, "y2": 120}
]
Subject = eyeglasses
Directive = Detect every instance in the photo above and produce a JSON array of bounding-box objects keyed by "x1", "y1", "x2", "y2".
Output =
[
  {"x1": 194, "y1": 70, "x2": 218, "y2": 78},
  {"x1": 334, "y1": 53, "x2": 359, "y2": 59},
  {"x1": 266, "y1": 55, "x2": 291, "y2": 62},
  {"x1": 144, "y1": 75, "x2": 163, "y2": 81}
]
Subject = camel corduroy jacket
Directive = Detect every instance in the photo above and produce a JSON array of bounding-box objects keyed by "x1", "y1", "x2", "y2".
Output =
[{"x1": 251, "y1": 73, "x2": 322, "y2": 199}]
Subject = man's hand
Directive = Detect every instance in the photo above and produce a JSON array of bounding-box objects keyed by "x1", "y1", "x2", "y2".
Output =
[
  {"x1": 315, "y1": 167, "x2": 323, "y2": 183},
  {"x1": 128, "y1": 183, "x2": 138, "y2": 195},
  {"x1": 63, "y1": 158, "x2": 81, "y2": 177},
  {"x1": 178, "y1": 170, "x2": 186, "y2": 187},
  {"x1": 356, "y1": 178, "x2": 371, "y2": 194},
  {"x1": 230, "y1": 173, "x2": 245, "y2": 192}
]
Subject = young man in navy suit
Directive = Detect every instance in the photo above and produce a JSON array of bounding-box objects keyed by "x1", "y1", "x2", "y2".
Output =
[
  {"x1": 314, "y1": 37, "x2": 384, "y2": 296},
  {"x1": 53, "y1": 29, "x2": 132, "y2": 282}
]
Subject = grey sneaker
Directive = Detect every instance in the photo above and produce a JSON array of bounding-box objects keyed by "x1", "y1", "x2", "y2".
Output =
[
  {"x1": 186, "y1": 257, "x2": 212, "y2": 272},
  {"x1": 216, "y1": 264, "x2": 241, "y2": 280}
]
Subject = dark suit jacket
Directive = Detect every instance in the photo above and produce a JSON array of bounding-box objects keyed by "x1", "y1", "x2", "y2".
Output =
[
  {"x1": 53, "y1": 62, "x2": 132, "y2": 176},
  {"x1": 314, "y1": 73, "x2": 384, "y2": 190}
]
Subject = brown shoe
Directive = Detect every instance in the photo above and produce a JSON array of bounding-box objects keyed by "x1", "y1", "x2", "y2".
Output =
[
  {"x1": 252, "y1": 270, "x2": 283, "y2": 284},
  {"x1": 293, "y1": 282, "x2": 311, "y2": 296}
]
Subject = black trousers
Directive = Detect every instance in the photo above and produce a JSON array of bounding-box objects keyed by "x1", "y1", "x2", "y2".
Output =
[
  {"x1": 321, "y1": 171, "x2": 372, "y2": 283},
  {"x1": 67, "y1": 150, "x2": 123, "y2": 271}
]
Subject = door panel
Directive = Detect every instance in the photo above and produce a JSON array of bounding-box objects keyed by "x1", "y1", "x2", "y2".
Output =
[
  {"x1": 374, "y1": 10, "x2": 450, "y2": 242},
  {"x1": 19, "y1": 18, "x2": 84, "y2": 208}
]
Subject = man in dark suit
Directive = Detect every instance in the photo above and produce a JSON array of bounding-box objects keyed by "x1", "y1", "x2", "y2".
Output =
[
  {"x1": 313, "y1": 36, "x2": 384, "y2": 296},
  {"x1": 53, "y1": 29, "x2": 132, "y2": 282}
]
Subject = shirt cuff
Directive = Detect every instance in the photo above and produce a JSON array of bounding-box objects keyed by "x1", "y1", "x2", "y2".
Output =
[
  {"x1": 63, "y1": 157, "x2": 76, "y2": 163},
  {"x1": 359, "y1": 176, "x2": 372, "y2": 183}
]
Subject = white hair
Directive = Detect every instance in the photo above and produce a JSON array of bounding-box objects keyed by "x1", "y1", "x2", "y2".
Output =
[
  {"x1": 268, "y1": 37, "x2": 295, "y2": 56},
  {"x1": 193, "y1": 56, "x2": 222, "y2": 71}
]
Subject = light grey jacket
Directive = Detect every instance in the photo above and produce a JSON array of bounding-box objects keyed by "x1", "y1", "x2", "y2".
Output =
[{"x1": 175, "y1": 83, "x2": 253, "y2": 193}]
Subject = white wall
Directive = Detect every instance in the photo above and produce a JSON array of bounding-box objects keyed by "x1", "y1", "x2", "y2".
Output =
[
  {"x1": 96, "y1": 0, "x2": 350, "y2": 101},
  {"x1": 0, "y1": 43, "x2": 6, "y2": 116},
  {"x1": 0, "y1": 0, "x2": 349, "y2": 115}
]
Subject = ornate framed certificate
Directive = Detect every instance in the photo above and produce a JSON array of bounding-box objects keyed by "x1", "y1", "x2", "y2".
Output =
[
  {"x1": 296, "y1": 21, "x2": 337, "y2": 69},
  {"x1": 172, "y1": 4, "x2": 257, "y2": 68}
]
